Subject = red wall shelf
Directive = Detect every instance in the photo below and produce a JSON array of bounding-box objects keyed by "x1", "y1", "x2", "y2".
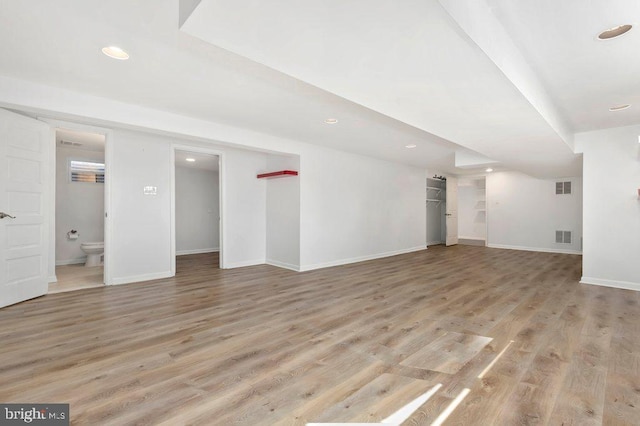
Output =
[{"x1": 257, "y1": 170, "x2": 299, "y2": 179}]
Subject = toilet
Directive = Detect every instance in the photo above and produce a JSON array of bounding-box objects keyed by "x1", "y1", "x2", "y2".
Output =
[{"x1": 80, "y1": 242, "x2": 104, "y2": 267}]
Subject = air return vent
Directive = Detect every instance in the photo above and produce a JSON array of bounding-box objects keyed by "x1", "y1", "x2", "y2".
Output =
[
  {"x1": 555, "y1": 230, "x2": 572, "y2": 244},
  {"x1": 556, "y1": 181, "x2": 571, "y2": 194}
]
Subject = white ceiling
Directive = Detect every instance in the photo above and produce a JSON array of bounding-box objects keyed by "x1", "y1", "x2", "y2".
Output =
[
  {"x1": 175, "y1": 150, "x2": 219, "y2": 172},
  {"x1": 1, "y1": 1, "x2": 637, "y2": 178}
]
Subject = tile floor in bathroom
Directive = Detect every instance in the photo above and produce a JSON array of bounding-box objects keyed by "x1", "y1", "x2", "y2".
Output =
[{"x1": 49, "y1": 264, "x2": 104, "y2": 294}]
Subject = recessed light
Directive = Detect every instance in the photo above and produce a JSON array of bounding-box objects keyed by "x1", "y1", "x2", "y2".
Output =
[
  {"x1": 185, "y1": 158, "x2": 196, "y2": 162},
  {"x1": 405, "y1": 144, "x2": 417, "y2": 149},
  {"x1": 101, "y1": 46, "x2": 130, "y2": 60},
  {"x1": 609, "y1": 104, "x2": 631, "y2": 112},
  {"x1": 485, "y1": 168, "x2": 494, "y2": 172},
  {"x1": 597, "y1": 24, "x2": 633, "y2": 40},
  {"x1": 324, "y1": 118, "x2": 338, "y2": 124}
]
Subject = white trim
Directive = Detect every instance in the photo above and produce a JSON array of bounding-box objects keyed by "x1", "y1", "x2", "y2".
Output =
[
  {"x1": 299, "y1": 245, "x2": 427, "y2": 272},
  {"x1": 110, "y1": 271, "x2": 173, "y2": 286},
  {"x1": 266, "y1": 259, "x2": 300, "y2": 272},
  {"x1": 225, "y1": 259, "x2": 265, "y2": 269},
  {"x1": 176, "y1": 248, "x2": 219, "y2": 256},
  {"x1": 48, "y1": 275, "x2": 57, "y2": 284},
  {"x1": 427, "y1": 240, "x2": 443, "y2": 246},
  {"x1": 580, "y1": 277, "x2": 640, "y2": 292},
  {"x1": 55, "y1": 258, "x2": 86, "y2": 266},
  {"x1": 487, "y1": 243, "x2": 581, "y2": 255}
]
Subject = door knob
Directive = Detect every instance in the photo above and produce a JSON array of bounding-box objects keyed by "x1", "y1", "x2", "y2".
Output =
[{"x1": 0, "y1": 212, "x2": 16, "y2": 219}]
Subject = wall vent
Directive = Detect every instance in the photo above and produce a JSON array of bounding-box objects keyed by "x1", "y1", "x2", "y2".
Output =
[
  {"x1": 556, "y1": 181, "x2": 571, "y2": 194},
  {"x1": 556, "y1": 230, "x2": 572, "y2": 244}
]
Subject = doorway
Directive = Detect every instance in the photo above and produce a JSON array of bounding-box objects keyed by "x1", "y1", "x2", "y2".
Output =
[
  {"x1": 48, "y1": 128, "x2": 106, "y2": 293},
  {"x1": 173, "y1": 148, "x2": 221, "y2": 273}
]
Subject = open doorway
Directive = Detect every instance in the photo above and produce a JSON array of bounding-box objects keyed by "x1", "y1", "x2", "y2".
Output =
[
  {"x1": 173, "y1": 149, "x2": 221, "y2": 272},
  {"x1": 49, "y1": 128, "x2": 106, "y2": 293}
]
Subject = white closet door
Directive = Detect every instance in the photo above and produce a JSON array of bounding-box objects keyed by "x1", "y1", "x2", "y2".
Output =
[
  {"x1": 445, "y1": 176, "x2": 458, "y2": 246},
  {"x1": 0, "y1": 108, "x2": 49, "y2": 308}
]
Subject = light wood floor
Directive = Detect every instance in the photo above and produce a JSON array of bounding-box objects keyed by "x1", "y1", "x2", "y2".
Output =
[{"x1": 1, "y1": 246, "x2": 638, "y2": 425}]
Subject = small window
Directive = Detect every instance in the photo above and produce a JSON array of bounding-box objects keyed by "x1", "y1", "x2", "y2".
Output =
[{"x1": 69, "y1": 160, "x2": 105, "y2": 183}]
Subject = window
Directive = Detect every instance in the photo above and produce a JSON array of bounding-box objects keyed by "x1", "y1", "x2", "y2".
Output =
[{"x1": 69, "y1": 160, "x2": 105, "y2": 183}]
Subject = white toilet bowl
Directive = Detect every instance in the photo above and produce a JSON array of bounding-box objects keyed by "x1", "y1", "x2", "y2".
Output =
[{"x1": 80, "y1": 242, "x2": 104, "y2": 267}]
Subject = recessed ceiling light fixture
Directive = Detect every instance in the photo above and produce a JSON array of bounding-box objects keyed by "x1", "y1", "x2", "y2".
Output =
[
  {"x1": 185, "y1": 158, "x2": 196, "y2": 162},
  {"x1": 324, "y1": 118, "x2": 338, "y2": 124},
  {"x1": 101, "y1": 46, "x2": 130, "y2": 60},
  {"x1": 405, "y1": 144, "x2": 417, "y2": 149},
  {"x1": 597, "y1": 24, "x2": 633, "y2": 40},
  {"x1": 485, "y1": 168, "x2": 494, "y2": 172},
  {"x1": 609, "y1": 104, "x2": 631, "y2": 112}
]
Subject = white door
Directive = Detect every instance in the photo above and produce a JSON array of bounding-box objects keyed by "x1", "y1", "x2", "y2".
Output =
[
  {"x1": 0, "y1": 108, "x2": 49, "y2": 308},
  {"x1": 445, "y1": 176, "x2": 458, "y2": 246}
]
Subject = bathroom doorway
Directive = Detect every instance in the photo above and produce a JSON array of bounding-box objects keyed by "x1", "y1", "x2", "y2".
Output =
[
  {"x1": 49, "y1": 128, "x2": 107, "y2": 293},
  {"x1": 172, "y1": 148, "x2": 221, "y2": 274}
]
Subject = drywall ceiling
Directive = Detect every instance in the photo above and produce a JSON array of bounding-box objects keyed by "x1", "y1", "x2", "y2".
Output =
[
  {"x1": 175, "y1": 150, "x2": 219, "y2": 172},
  {"x1": 180, "y1": 0, "x2": 583, "y2": 177},
  {"x1": 4, "y1": 0, "x2": 631, "y2": 177},
  {"x1": 485, "y1": 0, "x2": 640, "y2": 133}
]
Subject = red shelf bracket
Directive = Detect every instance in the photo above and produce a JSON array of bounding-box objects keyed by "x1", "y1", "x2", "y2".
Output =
[{"x1": 257, "y1": 170, "x2": 299, "y2": 179}]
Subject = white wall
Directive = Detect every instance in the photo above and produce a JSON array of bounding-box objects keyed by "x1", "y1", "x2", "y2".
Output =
[
  {"x1": 299, "y1": 145, "x2": 426, "y2": 270},
  {"x1": 110, "y1": 129, "x2": 267, "y2": 284},
  {"x1": 576, "y1": 125, "x2": 640, "y2": 290},
  {"x1": 55, "y1": 145, "x2": 104, "y2": 264},
  {"x1": 458, "y1": 178, "x2": 486, "y2": 242},
  {"x1": 222, "y1": 148, "x2": 267, "y2": 268},
  {"x1": 2, "y1": 77, "x2": 429, "y2": 279},
  {"x1": 265, "y1": 154, "x2": 300, "y2": 270},
  {"x1": 175, "y1": 166, "x2": 219, "y2": 255},
  {"x1": 486, "y1": 171, "x2": 582, "y2": 254}
]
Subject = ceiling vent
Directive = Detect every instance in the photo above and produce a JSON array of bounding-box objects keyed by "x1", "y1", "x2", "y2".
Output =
[{"x1": 60, "y1": 140, "x2": 83, "y2": 147}]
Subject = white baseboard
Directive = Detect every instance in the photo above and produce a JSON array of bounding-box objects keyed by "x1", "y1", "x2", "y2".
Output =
[
  {"x1": 427, "y1": 240, "x2": 443, "y2": 246},
  {"x1": 266, "y1": 259, "x2": 300, "y2": 272},
  {"x1": 110, "y1": 270, "x2": 173, "y2": 286},
  {"x1": 580, "y1": 276, "x2": 640, "y2": 292},
  {"x1": 299, "y1": 245, "x2": 427, "y2": 272},
  {"x1": 224, "y1": 259, "x2": 265, "y2": 269},
  {"x1": 487, "y1": 243, "x2": 581, "y2": 255},
  {"x1": 48, "y1": 275, "x2": 57, "y2": 284},
  {"x1": 176, "y1": 248, "x2": 219, "y2": 256},
  {"x1": 55, "y1": 257, "x2": 86, "y2": 266}
]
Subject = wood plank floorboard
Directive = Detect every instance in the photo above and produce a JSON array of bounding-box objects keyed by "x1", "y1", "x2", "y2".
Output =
[{"x1": 0, "y1": 245, "x2": 638, "y2": 425}]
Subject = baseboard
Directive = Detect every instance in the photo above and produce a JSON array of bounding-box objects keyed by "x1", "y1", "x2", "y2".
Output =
[
  {"x1": 224, "y1": 259, "x2": 265, "y2": 269},
  {"x1": 458, "y1": 238, "x2": 486, "y2": 247},
  {"x1": 48, "y1": 275, "x2": 57, "y2": 284},
  {"x1": 487, "y1": 243, "x2": 581, "y2": 255},
  {"x1": 110, "y1": 271, "x2": 173, "y2": 286},
  {"x1": 55, "y1": 258, "x2": 86, "y2": 266},
  {"x1": 299, "y1": 245, "x2": 427, "y2": 272},
  {"x1": 266, "y1": 259, "x2": 300, "y2": 272},
  {"x1": 580, "y1": 276, "x2": 640, "y2": 292},
  {"x1": 176, "y1": 248, "x2": 219, "y2": 256},
  {"x1": 427, "y1": 240, "x2": 443, "y2": 246}
]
